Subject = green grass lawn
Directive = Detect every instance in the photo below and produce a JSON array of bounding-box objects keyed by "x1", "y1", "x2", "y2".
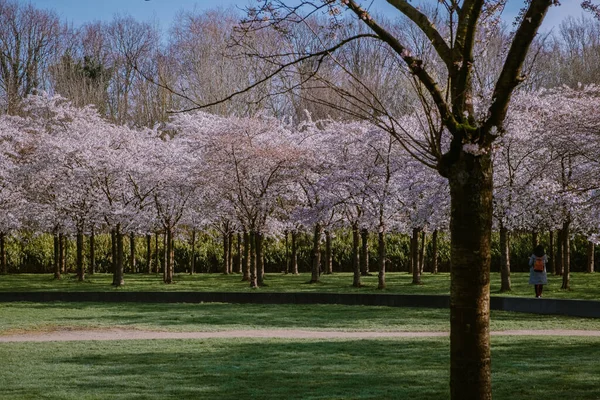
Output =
[
  {"x1": 1, "y1": 336, "x2": 600, "y2": 399},
  {"x1": 1, "y1": 271, "x2": 599, "y2": 300}
]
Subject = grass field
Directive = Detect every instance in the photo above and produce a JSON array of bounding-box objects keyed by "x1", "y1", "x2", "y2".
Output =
[{"x1": 1, "y1": 271, "x2": 599, "y2": 300}]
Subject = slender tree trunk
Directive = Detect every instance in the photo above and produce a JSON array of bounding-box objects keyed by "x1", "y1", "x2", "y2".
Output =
[
  {"x1": 114, "y1": 225, "x2": 125, "y2": 287},
  {"x1": 236, "y1": 232, "x2": 242, "y2": 274},
  {"x1": 284, "y1": 230, "x2": 289, "y2": 274},
  {"x1": 249, "y1": 230, "x2": 257, "y2": 288},
  {"x1": 129, "y1": 232, "x2": 136, "y2": 273},
  {"x1": 76, "y1": 230, "x2": 84, "y2": 281},
  {"x1": 53, "y1": 233, "x2": 60, "y2": 279},
  {"x1": 146, "y1": 234, "x2": 152, "y2": 274},
  {"x1": 154, "y1": 232, "x2": 160, "y2": 274},
  {"x1": 499, "y1": 225, "x2": 511, "y2": 292},
  {"x1": 432, "y1": 230, "x2": 439, "y2": 274},
  {"x1": 548, "y1": 230, "x2": 554, "y2": 275},
  {"x1": 59, "y1": 233, "x2": 65, "y2": 274},
  {"x1": 352, "y1": 223, "x2": 361, "y2": 287},
  {"x1": 242, "y1": 230, "x2": 250, "y2": 281},
  {"x1": 291, "y1": 230, "x2": 298, "y2": 275},
  {"x1": 325, "y1": 230, "x2": 333, "y2": 274},
  {"x1": 587, "y1": 241, "x2": 595, "y2": 273},
  {"x1": 228, "y1": 232, "x2": 233, "y2": 274},
  {"x1": 111, "y1": 229, "x2": 117, "y2": 283},
  {"x1": 162, "y1": 231, "x2": 167, "y2": 280},
  {"x1": 377, "y1": 227, "x2": 386, "y2": 289},
  {"x1": 561, "y1": 220, "x2": 571, "y2": 290},
  {"x1": 447, "y1": 152, "x2": 493, "y2": 400},
  {"x1": 165, "y1": 227, "x2": 174, "y2": 284},
  {"x1": 411, "y1": 228, "x2": 421, "y2": 284},
  {"x1": 360, "y1": 228, "x2": 370, "y2": 276},
  {"x1": 556, "y1": 229, "x2": 564, "y2": 276},
  {"x1": 419, "y1": 231, "x2": 426, "y2": 274},
  {"x1": 89, "y1": 228, "x2": 95, "y2": 275},
  {"x1": 189, "y1": 230, "x2": 196, "y2": 275},
  {"x1": 0, "y1": 232, "x2": 6, "y2": 275},
  {"x1": 257, "y1": 231, "x2": 265, "y2": 286},
  {"x1": 532, "y1": 230, "x2": 538, "y2": 250},
  {"x1": 309, "y1": 223, "x2": 322, "y2": 283},
  {"x1": 222, "y1": 232, "x2": 229, "y2": 275}
]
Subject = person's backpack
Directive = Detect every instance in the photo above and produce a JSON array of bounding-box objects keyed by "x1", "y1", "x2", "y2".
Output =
[{"x1": 533, "y1": 256, "x2": 545, "y2": 272}]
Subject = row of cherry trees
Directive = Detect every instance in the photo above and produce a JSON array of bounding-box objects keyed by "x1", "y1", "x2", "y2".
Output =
[{"x1": 0, "y1": 88, "x2": 598, "y2": 289}]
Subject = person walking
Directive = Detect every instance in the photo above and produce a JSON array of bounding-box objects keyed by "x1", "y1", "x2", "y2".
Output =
[{"x1": 529, "y1": 244, "x2": 548, "y2": 298}]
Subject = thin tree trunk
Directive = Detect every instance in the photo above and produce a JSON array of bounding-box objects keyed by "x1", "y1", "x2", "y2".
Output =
[
  {"x1": 228, "y1": 232, "x2": 233, "y2": 275},
  {"x1": 129, "y1": 232, "x2": 136, "y2": 273},
  {"x1": 236, "y1": 232, "x2": 242, "y2": 274},
  {"x1": 76, "y1": 230, "x2": 84, "y2": 281},
  {"x1": 114, "y1": 225, "x2": 124, "y2": 287},
  {"x1": 325, "y1": 230, "x2": 333, "y2": 274},
  {"x1": 242, "y1": 230, "x2": 250, "y2": 281},
  {"x1": 447, "y1": 153, "x2": 493, "y2": 400},
  {"x1": 53, "y1": 233, "x2": 60, "y2": 279},
  {"x1": 162, "y1": 231, "x2": 167, "y2": 280},
  {"x1": 154, "y1": 232, "x2": 159, "y2": 274},
  {"x1": 587, "y1": 241, "x2": 595, "y2": 273},
  {"x1": 360, "y1": 228, "x2": 370, "y2": 276},
  {"x1": 352, "y1": 223, "x2": 361, "y2": 287},
  {"x1": 190, "y1": 230, "x2": 196, "y2": 275},
  {"x1": 146, "y1": 234, "x2": 152, "y2": 274},
  {"x1": 548, "y1": 230, "x2": 554, "y2": 275},
  {"x1": 411, "y1": 228, "x2": 421, "y2": 284},
  {"x1": 377, "y1": 227, "x2": 386, "y2": 289},
  {"x1": 222, "y1": 232, "x2": 229, "y2": 275},
  {"x1": 165, "y1": 227, "x2": 174, "y2": 284},
  {"x1": 531, "y1": 230, "x2": 538, "y2": 250},
  {"x1": 111, "y1": 229, "x2": 117, "y2": 283},
  {"x1": 249, "y1": 230, "x2": 257, "y2": 288},
  {"x1": 284, "y1": 230, "x2": 289, "y2": 274},
  {"x1": 90, "y1": 228, "x2": 95, "y2": 275},
  {"x1": 419, "y1": 231, "x2": 426, "y2": 274},
  {"x1": 561, "y1": 220, "x2": 571, "y2": 290},
  {"x1": 556, "y1": 229, "x2": 564, "y2": 276},
  {"x1": 291, "y1": 230, "x2": 298, "y2": 275},
  {"x1": 257, "y1": 231, "x2": 265, "y2": 286},
  {"x1": 59, "y1": 233, "x2": 65, "y2": 274},
  {"x1": 432, "y1": 230, "x2": 439, "y2": 274},
  {"x1": 499, "y1": 225, "x2": 511, "y2": 292},
  {"x1": 309, "y1": 223, "x2": 322, "y2": 283}
]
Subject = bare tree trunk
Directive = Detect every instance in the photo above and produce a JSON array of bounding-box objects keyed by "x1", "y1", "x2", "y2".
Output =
[
  {"x1": 189, "y1": 230, "x2": 196, "y2": 275},
  {"x1": 163, "y1": 232, "x2": 168, "y2": 279},
  {"x1": 257, "y1": 231, "x2": 265, "y2": 286},
  {"x1": 242, "y1": 230, "x2": 250, "y2": 281},
  {"x1": 284, "y1": 230, "x2": 289, "y2": 274},
  {"x1": 291, "y1": 230, "x2": 298, "y2": 275},
  {"x1": 76, "y1": 230, "x2": 84, "y2": 281},
  {"x1": 236, "y1": 232, "x2": 242, "y2": 274},
  {"x1": 165, "y1": 227, "x2": 174, "y2": 284},
  {"x1": 531, "y1": 230, "x2": 539, "y2": 250},
  {"x1": 222, "y1": 232, "x2": 229, "y2": 275},
  {"x1": 89, "y1": 228, "x2": 95, "y2": 275},
  {"x1": 129, "y1": 232, "x2": 136, "y2": 273},
  {"x1": 154, "y1": 232, "x2": 160, "y2": 274},
  {"x1": 587, "y1": 241, "x2": 595, "y2": 273},
  {"x1": 411, "y1": 228, "x2": 421, "y2": 284},
  {"x1": 324, "y1": 230, "x2": 333, "y2": 274},
  {"x1": 59, "y1": 233, "x2": 65, "y2": 274},
  {"x1": 432, "y1": 230, "x2": 439, "y2": 274},
  {"x1": 146, "y1": 234, "x2": 152, "y2": 274},
  {"x1": 419, "y1": 231, "x2": 426, "y2": 274},
  {"x1": 352, "y1": 223, "x2": 361, "y2": 287},
  {"x1": 111, "y1": 229, "x2": 117, "y2": 283},
  {"x1": 249, "y1": 230, "x2": 257, "y2": 288},
  {"x1": 561, "y1": 220, "x2": 571, "y2": 290},
  {"x1": 309, "y1": 223, "x2": 322, "y2": 283},
  {"x1": 548, "y1": 230, "x2": 554, "y2": 275},
  {"x1": 377, "y1": 228, "x2": 386, "y2": 289},
  {"x1": 556, "y1": 229, "x2": 564, "y2": 276},
  {"x1": 53, "y1": 233, "x2": 60, "y2": 279},
  {"x1": 360, "y1": 228, "x2": 370, "y2": 276},
  {"x1": 114, "y1": 225, "x2": 125, "y2": 287},
  {"x1": 499, "y1": 225, "x2": 511, "y2": 292},
  {"x1": 228, "y1": 232, "x2": 233, "y2": 274}
]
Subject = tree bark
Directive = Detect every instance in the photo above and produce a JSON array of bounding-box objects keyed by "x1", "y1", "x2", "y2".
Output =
[
  {"x1": 284, "y1": 230, "x2": 289, "y2": 274},
  {"x1": 309, "y1": 223, "x2": 322, "y2": 283},
  {"x1": 352, "y1": 223, "x2": 361, "y2": 287},
  {"x1": 411, "y1": 227, "x2": 421, "y2": 284},
  {"x1": 90, "y1": 228, "x2": 95, "y2": 275},
  {"x1": 561, "y1": 220, "x2": 571, "y2": 290},
  {"x1": 59, "y1": 233, "x2": 66, "y2": 274},
  {"x1": 587, "y1": 241, "x2": 595, "y2": 273},
  {"x1": 499, "y1": 225, "x2": 511, "y2": 292},
  {"x1": 222, "y1": 232, "x2": 230, "y2": 275},
  {"x1": 154, "y1": 232, "x2": 160, "y2": 274},
  {"x1": 419, "y1": 231, "x2": 426, "y2": 274},
  {"x1": 164, "y1": 227, "x2": 174, "y2": 284},
  {"x1": 53, "y1": 233, "x2": 60, "y2": 279},
  {"x1": 129, "y1": 232, "x2": 136, "y2": 273},
  {"x1": 324, "y1": 230, "x2": 333, "y2": 274},
  {"x1": 228, "y1": 232, "x2": 233, "y2": 274},
  {"x1": 447, "y1": 153, "x2": 493, "y2": 400},
  {"x1": 257, "y1": 231, "x2": 265, "y2": 286},
  {"x1": 249, "y1": 230, "x2": 258, "y2": 288},
  {"x1": 146, "y1": 234, "x2": 152, "y2": 274},
  {"x1": 431, "y1": 230, "x2": 439, "y2": 274},
  {"x1": 242, "y1": 230, "x2": 250, "y2": 281},
  {"x1": 291, "y1": 230, "x2": 299, "y2": 275},
  {"x1": 114, "y1": 225, "x2": 125, "y2": 287},
  {"x1": 76, "y1": 231, "x2": 84, "y2": 281},
  {"x1": 360, "y1": 228, "x2": 370, "y2": 276},
  {"x1": 531, "y1": 230, "x2": 539, "y2": 250},
  {"x1": 236, "y1": 232, "x2": 242, "y2": 274},
  {"x1": 189, "y1": 230, "x2": 196, "y2": 275},
  {"x1": 556, "y1": 229, "x2": 564, "y2": 276},
  {"x1": 377, "y1": 228, "x2": 386, "y2": 289},
  {"x1": 162, "y1": 231, "x2": 168, "y2": 279},
  {"x1": 111, "y1": 229, "x2": 117, "y2": 282},
  {"x1": 548, "y1": 230, "x2": 554, "y2": 275}
]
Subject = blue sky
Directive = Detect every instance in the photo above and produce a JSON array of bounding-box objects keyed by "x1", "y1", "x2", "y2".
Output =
[{"x1": 28, "y1": 0, "x2": 584, "y2": 34}]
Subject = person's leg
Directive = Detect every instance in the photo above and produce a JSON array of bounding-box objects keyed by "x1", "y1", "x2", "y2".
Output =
[
  {"x1": 539, "y1": 285, "x2": 543, "y2": 297},
  {"x1": 535, "y1": 285, "x2": 541, "y2": 297}
]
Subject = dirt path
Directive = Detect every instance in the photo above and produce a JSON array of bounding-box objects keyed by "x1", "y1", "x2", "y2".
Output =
[{"x1": 2, "y1": 328, "x2": 600, "y2": 342}]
